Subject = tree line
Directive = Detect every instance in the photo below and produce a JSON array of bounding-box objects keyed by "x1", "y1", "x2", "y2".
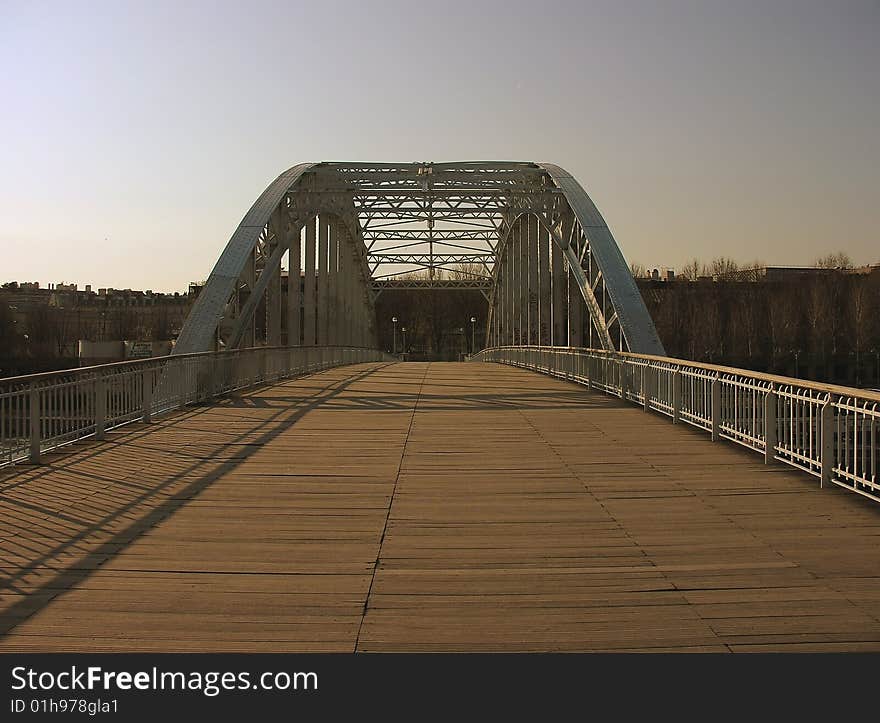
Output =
[{"x1": 634, "y1": 253, "x2": 880, "y2": 386}]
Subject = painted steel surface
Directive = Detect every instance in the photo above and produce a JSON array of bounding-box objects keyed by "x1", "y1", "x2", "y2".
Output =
[
  {"x1": 173, "y1": 163, "x2": 316, "y2": 354},
  {"x1": 539, "y1": 164, "x2": 665, "y2": 355},
  {"x1": 173, "y1": 160, "x2": 665, "y2": 356}
]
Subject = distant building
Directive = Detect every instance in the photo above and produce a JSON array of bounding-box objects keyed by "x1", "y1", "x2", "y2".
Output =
[{"x1": 644, "y1": 268, "x2": 676, "y2": 282}]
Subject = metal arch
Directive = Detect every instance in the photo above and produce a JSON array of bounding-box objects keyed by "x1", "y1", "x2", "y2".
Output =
[
  {"x1": 538, "y1": 163, "x2": 665, "y2": 355},
  {"x1": 174, "y1": 159, "x2": 663, "y2": 357},
  {"x1": 172, "y1": 163, "x2": 318, "y2": 355}
]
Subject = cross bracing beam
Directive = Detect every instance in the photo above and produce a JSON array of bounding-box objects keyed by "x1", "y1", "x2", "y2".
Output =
[
  {"x1": 174, "y1": 161, "x2": 663, "y2": 356},
  {"x1": 370, "y1": 254, "x2": 494, "y2": 266},
  {"x1": 373, "y1": 278, "x2": 493, "y2": 290}
]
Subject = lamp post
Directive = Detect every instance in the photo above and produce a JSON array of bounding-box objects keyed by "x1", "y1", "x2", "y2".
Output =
[
  {"x1": 470, "y1": 316, "x2": 476, "y2": 354},
  {"x1": 401, "y1": 327, "x2": 407, "y2": 357},
  {"x1": 392, "y1": 316, "x2": 398, "y2": 355}
]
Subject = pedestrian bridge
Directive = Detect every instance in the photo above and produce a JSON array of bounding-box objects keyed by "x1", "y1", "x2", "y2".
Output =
[
  {"x1": 2, "y1": 357, "x2": 879, "y2": 652},
  {"x1": 2, "y1": 161, "x2": 878, "y2": 651}
]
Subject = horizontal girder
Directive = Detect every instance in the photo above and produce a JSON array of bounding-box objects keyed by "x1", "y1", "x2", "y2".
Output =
[{"x1": 374, "y1": 278, "x2": 493, "y2": 290}]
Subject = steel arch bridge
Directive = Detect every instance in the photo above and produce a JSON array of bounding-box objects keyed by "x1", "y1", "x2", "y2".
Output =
[{"x1": 173, "y1": 161, "x2": 665, "y2": 356}]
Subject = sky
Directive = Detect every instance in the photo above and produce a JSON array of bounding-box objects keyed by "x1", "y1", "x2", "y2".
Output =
[{"x1": 1, "y1": 0, "x2": 878, "y2": 292}]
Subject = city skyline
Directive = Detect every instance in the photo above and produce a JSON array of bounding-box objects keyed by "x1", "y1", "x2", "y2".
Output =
[{"x1": 2, "y1": 0, "x2": 878, "y2": 292}]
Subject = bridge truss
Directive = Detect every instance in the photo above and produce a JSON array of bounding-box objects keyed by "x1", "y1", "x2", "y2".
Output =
[{"x1": 174, "y1": 161, "x2": 664, "y2": 355}]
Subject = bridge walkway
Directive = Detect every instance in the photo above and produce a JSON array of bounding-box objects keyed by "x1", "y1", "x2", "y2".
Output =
[{"x1": 1, "y1": 362, "x2": 879, "y2": 652}]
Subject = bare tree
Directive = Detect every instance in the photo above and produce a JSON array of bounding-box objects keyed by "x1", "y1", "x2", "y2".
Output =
[
  {"x1": 680, "y1": 259, "x2": 702, "y2": 281},
  {"x1": 815, "y1": 251, "x2": 853, "y2": 269},
  {"x1": 629, "y1": 262, "x2": 647, "y2": 279},
  {"x1": 709, "y1": 257, "x2": 739, "y2": 278}
]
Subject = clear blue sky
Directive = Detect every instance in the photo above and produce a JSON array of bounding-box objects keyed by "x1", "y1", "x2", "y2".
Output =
[{"x1": 1, "y1": 0, "x2": 878, "y2": 291}]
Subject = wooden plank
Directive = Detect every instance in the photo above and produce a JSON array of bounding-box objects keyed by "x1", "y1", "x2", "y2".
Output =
[{"x1": 1, "y1": 361, "x2": 879, "y2": 652}]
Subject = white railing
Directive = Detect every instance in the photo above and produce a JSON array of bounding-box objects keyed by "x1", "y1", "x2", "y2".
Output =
[
  {"x1": 0, "y1": 346, "x2": 394, "y2": 468},
  {"x1": 472, "y1": 346, "x2": 880, "y2": 504}
]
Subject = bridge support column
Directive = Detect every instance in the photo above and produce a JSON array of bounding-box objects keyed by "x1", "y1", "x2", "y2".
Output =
[
  {"x1": 328, "y1": 219, "x2": 338, "y2": 346},
  {"x1": 505, "y1": 244, "x2": 513, "y2": 345},
  {"x1": 244, "y1": 247, "x2": 256, "y2": 347},
  {"x1": 266, "y1": 261, "x2": 281, "y2": 347},
  {"x1": 318, "y1": 216, "x2": 330, "y2": 346},
  {"x1": 568, "y1": 260, "x2": 583, "y2": 348},
  {"x1": 491, "y1": 275, "x2": 499, "y2": 348},
  {"x1": 528, "y1": 215, "x2": 539, "y2": 346},
  {"x1": 551, "y1": 229, "x2": 565, "y2": 346},
  {"x1": 304, "y1": 217, "x2": 317, "y2": 345},
  {"x1": 518, "y1": 219, "x2": 528, "y2": 346},
  {"x1": 336, "y1": 225, "x2": 347, "y2": 345},
  {"x1": 764, "y1": 385, "x2": 777, "y2": 464},
  {"x1": 287, "y1": 221, "x2": 302, "y2": 346},
  {"x1": 344, "y1": 232, "x2": 355, "y2": 346},
  {"x1": 539, "y1": 221, "x2": 551, "y2": 346}
]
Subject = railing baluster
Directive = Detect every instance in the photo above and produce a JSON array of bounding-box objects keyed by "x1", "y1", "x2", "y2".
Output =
[{"x1": 764, "y1": 384, "x2": 777, "y2": 464}]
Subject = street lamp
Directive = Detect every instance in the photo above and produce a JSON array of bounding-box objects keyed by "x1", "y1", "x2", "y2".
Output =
[
  {"x1": 401, "y1": 326, "x2": 407, "y2": 356},
  {"x1": 470, "y1": 316, "x2": 476, "y2": 354},
  {"x1": 392, "y1": 316, "x2": 398, "y2": 355}
]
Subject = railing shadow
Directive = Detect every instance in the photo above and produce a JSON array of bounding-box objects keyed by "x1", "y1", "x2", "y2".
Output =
[{"x1": 0, "y1": 364, "x2": 386, "y2": 638}]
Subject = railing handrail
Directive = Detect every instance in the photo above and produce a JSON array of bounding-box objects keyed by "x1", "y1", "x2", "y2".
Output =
[
  {"x1": 0, "y1": 344, "x2": 382, "y2": 386},
  {"x1": 481, "y1": 345, "x2": 880, "y2": 403}
]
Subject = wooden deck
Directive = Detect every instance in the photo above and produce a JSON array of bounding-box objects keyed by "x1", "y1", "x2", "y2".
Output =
[{"x1": 2, "y1": 361, "x2": 880, "y2": 652}]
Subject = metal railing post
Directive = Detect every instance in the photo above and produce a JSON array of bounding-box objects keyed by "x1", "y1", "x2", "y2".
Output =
[
  {"x1": 142, "y1": 367, "x2": 152, "y2": 422},
  {"x1": 619, "y1": 358, "x2": 628, "y2": 401},
  {"x1": 95, "y1": 376, "x2": 107, "y2": 441},
  {"x1": 209, "y1": 354, "x2": 218, "y2": 399},
  {"x1": 28, "y1": 383, "x2": 40, "y2": 464},
  {"x1": 711, "y1": 375, "x2": 721, "y2": 441},
  {"x1": 178, "y1": 361, "x2": 188, "y2": 410},
  {"x1": 763, "y1": 385, "x2": 777, "y2": 464},
  {"x1": 643, "y1": 365, "x2": 651, "y2": 411},
  {"x1": 820, "y1": 396, "x2": 835, "y2": 488},
  {"x1": 672, "y1": 369, "x2": 682, "y2": 424}
]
